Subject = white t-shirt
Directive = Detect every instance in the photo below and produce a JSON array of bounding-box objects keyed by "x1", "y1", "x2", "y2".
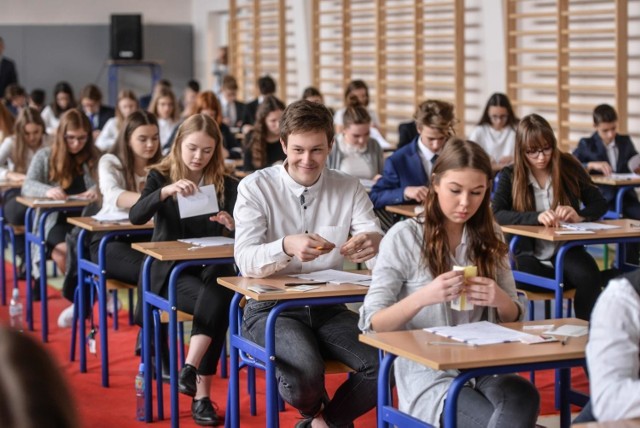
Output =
[{"x1": 469, "y1": 124, "x2": 516, "y2": 164}]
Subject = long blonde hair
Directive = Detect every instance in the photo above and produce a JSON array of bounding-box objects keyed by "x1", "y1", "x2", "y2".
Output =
[
  {"x1": 150, "y1": 114, "x2": 228, "y2": 204},
  {"x1": 12, "y1": 107, "x2": 46, "y2": 173}
]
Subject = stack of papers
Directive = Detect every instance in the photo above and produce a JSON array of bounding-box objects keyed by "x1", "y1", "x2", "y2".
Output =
[
  {"x1": 178, "y1": 237, "x2": 234, "y2": 247},
  {"x1": 610, "y1": 173, "x2": 640, "y2": 180},
  {"x1": 424, "y1": 321, "x2": 540, "y2": 346},
  {"x1": 559, "y1": 222, "x2": 621, "y2": 231},
  {"x1": 289, "y1": 269, "x2": 372, "y2": 286},
  {"x1": 544, "y1": 324, "x2": 588, "y2": 337},
  {"x1": 92, "y1": 212, "x2": 130, "y2": 223}
]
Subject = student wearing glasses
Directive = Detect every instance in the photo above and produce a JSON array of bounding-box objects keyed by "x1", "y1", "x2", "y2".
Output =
[
  {"x1": 22, "y1": 109, "x2": 100, "y2": 324},
  {"x1": 492, "y1": 113, "x2": 608, "y2": 320},
  {"x1": 468, "y1": 93, "x2": 519, "y2": 171}
]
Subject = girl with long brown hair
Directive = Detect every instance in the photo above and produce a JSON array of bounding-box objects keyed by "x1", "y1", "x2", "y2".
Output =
[
  {"x1": 129, "y1": 114, "x2": 237, "y2": 426},
  {"x1": 492, "y1": 113, "x2": 609, "y2": 320},
  {"x1": 243, "y1": 95, "x2": 286, "y2": 170},
  {"x1": 360, "y1": 138, "x2": 538, "y2": 426}
]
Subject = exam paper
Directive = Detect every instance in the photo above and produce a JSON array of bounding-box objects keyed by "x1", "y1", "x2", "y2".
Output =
[
  {"x1": 560, "y1": 222, "x2": 621, "y2": 231},
  {"x1": 289, "y1": 269, "x2": 372, "y2": 285},
  {"x1": 424, "y1": 321, "x2": 538, "y2": 346},
  {"x1": 92, "y1": 212, "x2": 130, "y2": 222},
  {"x1": 544, "y1": 324, "x2": 588, "y2": 337},
  {"x1": 178, "y1": 236, "x2": 234, "y2": 247},
  {"x1": 177, "y1": 184, "x2": 219, "y2": 218}
]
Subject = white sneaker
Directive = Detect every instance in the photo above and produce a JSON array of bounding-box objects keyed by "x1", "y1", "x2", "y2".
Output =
[
  {"x1": 106, "y1": 293, "x2": 123, "y2": 316},
  {"x1": 57, "y1": 304, "x2": 75, "y2": 328}
]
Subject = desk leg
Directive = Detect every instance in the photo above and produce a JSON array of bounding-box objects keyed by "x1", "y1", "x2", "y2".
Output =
[
  {"x1": 142, "y1": 256, "x2": 154, "y2": 422},
  {"x1": 227, "y1": 293, "x2": 242, "y2": 428},
  {"x1": 24, "y1": 208, "x2": 34, "y2": 331},
  {"x1": 0, "y1": 212, "x2": 6, "y2": 306},
  {"x1": 559, "y1": 368, "x2": 571, "y2": 428},
  {"x1": 378, "y1": 353, "x2": 396, "y2": 428},
  {"x1": 78, "y1": 230, "x2": 87, "y2": 373},
  {"x1": 38, "y1": 214, "x2": 49, "y2": 342},
  {"x1": 443, "y1": 371, "x2": 475, "y2": 428},
  {"x1": 265, "y1": 309, "x2": 280, "y2": 428}
]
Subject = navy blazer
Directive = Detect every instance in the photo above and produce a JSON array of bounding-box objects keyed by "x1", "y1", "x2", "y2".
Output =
[
  {"x1": 573, "y1": 132, "x2": 638, "y2": 204},
  {"x1": 369, "y1": 136, "x2": 428, "y2": 209},
  {"x1": 0, "y1": 57, "x2": 18, "y2": 97}
]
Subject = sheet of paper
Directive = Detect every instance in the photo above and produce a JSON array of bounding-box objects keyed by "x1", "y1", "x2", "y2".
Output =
[
  {"x1": 178, "y1": 236, "x2": 234, "y2": 247},
  {"x1": 247, "y1": 285, "x2": 286, "y2": 294},
  {"x1": 359, "y1": 179, "x2": 375, "y2": 191},
  {"x1": 610, "y1": 172, "x2": 640, "y2": 180},
  {"x1": 424, "y1": 321, "x2": 539, "y2": 346},
  {"x1": 177, "y1": 184, "x2": 219, "y2": 219},
  {"x1": 544, "y1": 324, "x2": 589, "y2": 337},
  {"x1": 289, "y1": 269, "x2": 372, "y2": 285},
  {"x1": 560, "y1": 222, "x2": 621, "y2": 231},
  {"x1": 92, "y1": 212, "x2": 130, "y2": 222}
]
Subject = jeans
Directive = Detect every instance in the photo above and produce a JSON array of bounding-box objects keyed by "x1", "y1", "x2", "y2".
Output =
[
  {"x1": 242, "y1": 301, "x2": 378, "y2": 427},
  {"x1": 440, "y1": 374, "x2": 540, "y2": 428}
]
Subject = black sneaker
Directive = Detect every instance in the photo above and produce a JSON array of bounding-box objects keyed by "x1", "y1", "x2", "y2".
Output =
[
  {"x1": 191, "y1": 397, "x2": 220, "y2": 426},
  {"x1": 178, "y1": 363, "x2": 199, "y2": 397}
]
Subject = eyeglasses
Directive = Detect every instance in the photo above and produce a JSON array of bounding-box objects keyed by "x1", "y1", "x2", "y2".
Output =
[
  {"x1": 490, "y1": 115, "x2": 509, "y2": 122},
  {"x1": 525, "y1": 147, "x2": 553, "y2": 158},
  {"x1": 64, "y1": 134, "x2": 88, "y2": 143}
]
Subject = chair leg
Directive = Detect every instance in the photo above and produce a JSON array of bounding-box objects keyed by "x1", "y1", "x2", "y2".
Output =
[
  {"x1": 112, "y1": 290, "x2": 119, "y2": 331},
  {"x1": 178, "y1": 321, "x2": 185, "y2": 367},
  {"x1": 248, "y1": 365, "x2": 257, "y2": 416},
  {"x1": 220, "y1": 340, "x2": 228, "y2": 379},
  {"x1": 128, "y1": 288, "x2": 134, "y2": 325},
  {"x1": 70, "y1": 287, "x2": 80, "y2": 362},
  {"x1": 7, "y1": 227, "x2": 18, "y2": 293},
  {"x1": 153, "y1": 310, "x2": 164, "y2": 421}
]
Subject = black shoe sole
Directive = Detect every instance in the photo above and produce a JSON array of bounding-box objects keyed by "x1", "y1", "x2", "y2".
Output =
[{"x1": 179, "y1": 384, "x2": 197, "y2": 397}]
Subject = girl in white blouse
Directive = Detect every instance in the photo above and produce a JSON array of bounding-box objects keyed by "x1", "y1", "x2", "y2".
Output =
[
  {"x1": 468, "y1": 93, "x2": 519, "y2": 170},
  {"x1": 148, "y1": 86, "x2": 180, "y2": 150},
  {"x1": 94, "y1": 90, "x2": 139, "y2": 152},
  {"x1": 40, "y1": 81, "x2": 76, "y2": 135},
  {"x1": 360, "y1": 138, "x2": 538, "y2": 427}
]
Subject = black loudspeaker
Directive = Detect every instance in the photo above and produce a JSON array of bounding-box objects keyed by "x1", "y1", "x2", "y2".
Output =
[{"x1": 110, "y1": 14, "x2": 143, "y2": 60}]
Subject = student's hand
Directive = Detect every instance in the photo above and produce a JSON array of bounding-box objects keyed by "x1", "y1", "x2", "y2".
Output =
[
  {"x1": 404, "y1": 186, "x2": 428, "y2": 202},
  {"x1": 76, "y1": 188, "x2": 99, "y2": 201},
  {"x1": 6, "y1": 171, "x2": 25, "y2": 182},
  {"x1": 465, "y1": 276, "x2": 510, "y2": 307},
  {"x1": 372, "y1": 174, "x2": 382, "y2": 183},
  {"x1": 45, "y1": 187, "x2": 67, "y2": 200},
  {"x1": 554, "y1": 205, "x2": 583, "y2": 223},
  {"x1": 634, "y1": 167, "x2": 640, "y2": 175},
  {"x1": 161, "y1": 179, "x2": 199, "y2": 200},
  {"x1": 417, "y1": 270, "x2": 464, "y2": 305},
  {"x1": 340, "y1": 232, "x2": 382, "y2": 263},
  {"x1": 283, "y1": 233, "x2": 335, "y2": 262},
  {"x1": 210, "y1": 211, "x2": 235, "y2": 231},
  {"x1": 537, "y1": 209, "x2": 559, "y2": 227},
  {"x1": 587, "y1": 161, "x2": 613, "y2": 176}
]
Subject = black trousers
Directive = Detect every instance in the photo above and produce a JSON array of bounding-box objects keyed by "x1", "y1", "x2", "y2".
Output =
[
  {"x1": 3, "y1": 188, "x2": 26, "y2": 257},
  {"x1": 515, "y1": 246, "x2": 608, "y2": 320}
]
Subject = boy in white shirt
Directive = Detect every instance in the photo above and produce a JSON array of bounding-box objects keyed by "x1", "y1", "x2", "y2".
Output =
[{"x1": 234, "y1": 100, "x2": 384, "y2": 428}]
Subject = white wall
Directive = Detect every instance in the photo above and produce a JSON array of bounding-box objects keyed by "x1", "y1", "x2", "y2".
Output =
[{"x1": 0, "y1": 0, "x2": 192, "y2": 24}]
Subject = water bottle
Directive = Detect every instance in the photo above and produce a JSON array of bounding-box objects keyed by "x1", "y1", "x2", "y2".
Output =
[
  {"x1": 9, "y1": 288, "x2": 23, "y2": 332},
  {"x1": 135, "y1": 363, "x2": 145, "y2": 421}
]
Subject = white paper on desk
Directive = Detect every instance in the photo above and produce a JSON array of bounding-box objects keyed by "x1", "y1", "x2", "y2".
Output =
[
  {"x1": 425, "y1": 321, "x2": 539, "y2": 346},
  {"x1": 177, "y1": 185, "x2": 219, "y2": 218},
  {"x1": 178, "y1": 236, "x2": 234, "y2": 247},
  {"x1": 544, "y1": 324, "x2": 589, "y2": 337},
  {"x1": 92, "y1": 212, "x2": 130, "y2": 223},
  {"x1": 560, "y1": 222, "x2": 621, "y2": 231},
  {"x1": 610, "y1": 172, "x2": 640, "y2": 180},
  {"x1": 289, "y1": 269, "x2": 372, "y2": 285}
]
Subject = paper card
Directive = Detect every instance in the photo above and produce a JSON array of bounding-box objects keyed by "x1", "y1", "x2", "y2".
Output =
[
  {"x1": 544, "y1": 324, "x2": 589, "y2": 337},
  {"x1": 247, "y1": 285, "x2": 286, "y2": 294},
  {"x1": 177, "y1": 184, "x2": 219, "y2": 219},
  {"x1": 286, "y1": 285, "x2": 319, "y2": 292}
]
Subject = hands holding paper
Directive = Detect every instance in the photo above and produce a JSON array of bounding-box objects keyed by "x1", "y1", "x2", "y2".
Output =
[
  {"x1": 418, "y1": 270, "x2": 464, "y2": 305},
  {"x1": 283, "y1": 233, "x2": 336, "y2": 262},
  {"x1": 210, "y1": 211, "x2": 235, "y2": 231},
  {"x1": 339, "y1": 232, "x2": 382, "y2": 263},
  {"x1": 537, "y1": 206, "x2": 583, "y2": 227},
  {"x1": 161, "y1": 179, "x2": 199, "y2": 200},
  {"x1": 587, "y1": 161, "x2": 613, "y2": 176},
  {"x1": 45, "y1": 186, "x2": 68, "y2": 200}
]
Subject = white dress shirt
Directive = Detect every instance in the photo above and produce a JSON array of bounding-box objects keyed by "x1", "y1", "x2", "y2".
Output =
[
  {"x1": 529, "y1": 172, "x2": 557, "y2": 261},
  {"x1": 40, "y1": 105, "x2": 60, "y2": 135},
  {"x1": 94, "y1": 154, "x2": 145, "y2": 218},
  {"x1": 587, "y1": 277, "x2": 640, "y2": 421},
  {"x1": 0, "y1": 134, "x2": 51, "y2": 180},
  {"x1": 95, "y1": 118, "x2": 119, "y2": 152},
  {"x1": 234, "y1": 162, "x2": 383, "y2": 278},
  {"x1": 158, "y1": 118, "x2": 179, "y2": 148},
  {"x1": 416, "y1": 139, "x2": 439, "y2": 179}
]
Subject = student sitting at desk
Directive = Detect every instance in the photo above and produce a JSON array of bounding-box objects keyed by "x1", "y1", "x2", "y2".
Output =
[
  {"x1": 370, "y1": 99, "x2": 456, "y2": 209},
  {"x1": 492, "y1": 113, "x2": 608, "y2": 321},
  {"x1": 148, "y1": 86, "x2": 180, "y2": 151},
  {"x1": 40, "y1": 81, "x2": 76, "y2": 135},
  {"x1": 327, "y1": 97, "x2": 384, "y2": 181},
  {"x1": 468, "y1": 92, "x2": 519, "y2": 171},
  {"x1": 22, "y1": 109, "x2": 100, "y2": 323},
  {"x1": 234, "y1": 100, "x2": 384, "y2": 428},
  {"x1": 360, "y1": 139, "x2": 538, "y2": 427},
  {"x1": 129, "y1": 114, "x2": 237, "y2": 426},
  {"x1": 586, "y1": 269, "x2": 640, "y2": 422},
  {"x1": 242, "y1": 95, "x2": 286, "y2": 171},
  {"x1": 89, "y1": 111, "x2": 162, "y2": 315},
  {"x1": 94, "y1": 89, "x2": 138, "y2": 152},
  {"x1": 0, "y1": 107, "x2": 51, "y2": 276},
  {"x1": 573, "y1": 104, "x2": 640, "y2": 265}
]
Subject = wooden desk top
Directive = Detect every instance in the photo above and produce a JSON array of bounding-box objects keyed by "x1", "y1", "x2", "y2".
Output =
[
  {"x1": 385, "y1": 204, "x2": 423, "y2": 218},
  {"x1": 0, "y1": 180, "x2": 22, "y2": 190},
  {"x1": 591, "y1": 175, "x2": 640, "y2": 186},
  {"x1": 217, "y1": 273, "x2": 370, "y2": 301},
  {"x1": 131, "y1": 241, "x2": 234, "y2": 261},
  {"x1": 16, "y1": 196, "x2": 92, "y2": 209},
  {"x1": 501, "y1": 219, "x2": 640, "y2": 242},
  {"x1": 574, "y1": 420, "x2": 640, "y2": 428},
  {"x1": 67, "y1": 216, "x2": 154, "y2": 232},
  {"x1": 359, "y1": 318, "x2": 587, "y2": 371}
]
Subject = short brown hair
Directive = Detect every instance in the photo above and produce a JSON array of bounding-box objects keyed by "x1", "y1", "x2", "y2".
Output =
[
  {"x1": 414, "y1": 99, "x2": 457, "y2": 136},
  {"x1": 222, "y1": 75, "x2": 238, "y2": 92},
  {"x1": 279, "y1": 100, "x2": 334, "y2": 146},
  {"x1": 79, "y1": 84, "x2": 102, "y2": 103}
]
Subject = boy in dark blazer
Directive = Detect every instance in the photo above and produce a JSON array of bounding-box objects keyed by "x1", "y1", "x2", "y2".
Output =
[
  {"x1": 79, "y1": 84, "x2": 115, "y2": 139},
  {"x1": 573, "y1": 104, "x2": 640, "y2": 263}
]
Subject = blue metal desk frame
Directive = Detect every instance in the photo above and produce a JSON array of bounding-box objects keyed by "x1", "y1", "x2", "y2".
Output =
[
  {"x1": 225, "y1": 292, "x2": 365, "y2": 428},
  {"x1": 73, "y1": 228, "x2": 152, "y2": 387},
  {"x1": 376, "y1": 352, "x2": 585, "y2": 428},
  {"x1": 141, "y1": 254, "x2": 235, "y2": 428},
  {"x1": 24, "y1": 205, "x2": 84, "y2": 342},
  {"x1": 0, "y1": 206, "x2": 19, "y2": 305}
]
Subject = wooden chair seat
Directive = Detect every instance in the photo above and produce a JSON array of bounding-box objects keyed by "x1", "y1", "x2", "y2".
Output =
[
  {"x1": 159, "y1": 310, "x2": 193, "y2": 323},
  {"x1": 105, "y1": 278, "x2": 137, "y2": 291},
  {"x1": 10, "y1": 225, "x2": 25, "y2": 235}
]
